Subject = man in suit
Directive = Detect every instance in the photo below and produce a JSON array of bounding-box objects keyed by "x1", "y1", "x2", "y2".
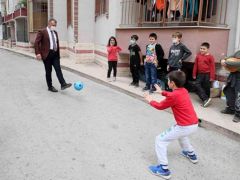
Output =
[{"x1": 35, "y1": 18, "x2": 71, "y2": 92}]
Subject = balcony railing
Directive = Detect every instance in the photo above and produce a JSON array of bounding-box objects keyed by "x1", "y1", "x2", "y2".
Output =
[
  {"x1": 120, "y1": 0, "x2": 228, "y2": 27},
  {"x1": 3, "y1": 7, "x2": 27, "y2": 22},
  {"x1": 13, "y1": 7, "x2": 27, "y2": 19}
]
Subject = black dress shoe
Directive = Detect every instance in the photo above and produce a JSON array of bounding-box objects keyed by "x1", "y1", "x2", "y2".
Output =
[
  {"x1": 220, "y1": 108, "x2": 235, "y2": 115},
  {"x1": 48, "y1": 86, "x2": 58, "y2": 92},
  {"x1": 61, "y1": 83, "x2": 72, "y2": 90}
]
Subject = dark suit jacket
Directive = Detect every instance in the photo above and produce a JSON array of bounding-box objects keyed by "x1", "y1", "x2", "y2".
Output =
[{"x1": 34, "y1": 28, "x2": 60, "y2": 60}]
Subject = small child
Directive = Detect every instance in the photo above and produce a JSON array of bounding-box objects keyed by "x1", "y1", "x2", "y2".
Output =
[
  {"x1": 144, "y1": 70, "x2": 198, "y2": 179},
  {"x1": 143, "y1": 33, "x2": 164, "y2": 93},
  {"x1": 107, "y1": 36, "x2": 122, "y2": 82},
  {"x1": 128, "y1": 35, "x2": 142, "y2": 87},
  {"x1": 193, "y1": 42, "x2": 215, "y2": 107},
  {"x1": 168, "y1": 32, "x2": 192, "y2": 72}
]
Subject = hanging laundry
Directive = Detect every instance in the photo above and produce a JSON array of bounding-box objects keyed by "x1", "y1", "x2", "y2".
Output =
[
  {"x1": 156, "y1": 0, "x2": 165, "y2": 11},
  {"x1": 183, "y1": 0, "x2": 199, "y2": 18},
  {"x1": 168, "y1": 0, "x2": 183, "y2": 19},
  {"x1": 202, "y1": 0, "x2": 217, "y2": 20}
]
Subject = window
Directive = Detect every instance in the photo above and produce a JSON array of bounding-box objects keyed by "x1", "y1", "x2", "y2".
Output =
[
  {"x1": 95, "y1": 0, "x2": 109, "y2": 18},
  {"x1": 33, "y1": 2, "x2": 48, "y2": 31},
  {"x1": 29, "y1": 0, "x2": 48, "y2": 32}
]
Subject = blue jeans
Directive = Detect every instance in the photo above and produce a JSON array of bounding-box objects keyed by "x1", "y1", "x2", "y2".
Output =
[{"x1": 145, "y1": 62, "x2": 157, "y2": 88}]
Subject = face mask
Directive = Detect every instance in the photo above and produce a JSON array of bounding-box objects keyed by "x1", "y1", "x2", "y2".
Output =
[
  {"x1": 50, "y1": 26, "x2": 56, "y2": 31},
  {"x1": 172, "y1": 38, "x2": 178, "y2": 44},
  {"x1": 130, "y1": 39, "x2": 136, "y2": 45}
]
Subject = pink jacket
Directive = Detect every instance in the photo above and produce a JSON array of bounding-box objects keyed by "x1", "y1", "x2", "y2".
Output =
[{"x1": 107, "y1": 46, "x2": 122, "y2": 61}]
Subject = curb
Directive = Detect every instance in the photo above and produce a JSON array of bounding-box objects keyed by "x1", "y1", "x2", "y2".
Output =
[{"x1": 1, "y1": 47, "x2": 240, "y2": 142}]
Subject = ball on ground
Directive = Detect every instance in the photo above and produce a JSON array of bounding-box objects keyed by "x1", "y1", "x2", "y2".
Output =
[{"x1": 74, "y1": 81, "x2": 84, "y2": 91}]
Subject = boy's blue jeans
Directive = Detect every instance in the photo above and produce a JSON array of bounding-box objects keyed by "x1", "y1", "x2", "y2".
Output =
[{"x1": 145, "y1": 62, "x2": 157, "y2": 88}]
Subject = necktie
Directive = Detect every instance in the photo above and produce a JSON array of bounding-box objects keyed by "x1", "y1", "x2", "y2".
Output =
[{"x1": 50, "y1": 31, "x2": 57, "y2": 51}]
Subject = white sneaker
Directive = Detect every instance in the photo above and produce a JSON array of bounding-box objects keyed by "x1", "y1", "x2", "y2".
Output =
[
  {"x1": 203, "y1": 98, "x2": 212, "y2": 107},
  {"x1": 113, "y1": 77, "x2": 116, "y2": 81},
  {"x1": 107, "y1": 78, "x2": 112, "y2": 82}
]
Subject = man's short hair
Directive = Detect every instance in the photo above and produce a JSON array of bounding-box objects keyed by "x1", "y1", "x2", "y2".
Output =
[
  {"x1": 48, "y1": 18, "x2": 57, "y2": 23},
  {"x1": 168, "y1": 71, "x2": 186, "y2": 87},
  {"x1": 201, "y1": 42, "x2": 210, "y2": 49},
  {"x1": 172, "y1": 32, "x2": 182, "y2": 39},
  {"x1": 149, "y1": 33, "x2": 157, "y2": 40}
]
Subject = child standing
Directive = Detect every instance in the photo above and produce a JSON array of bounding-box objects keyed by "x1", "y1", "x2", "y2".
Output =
[
  {"x1": 193, "y1": 42, "x2": 215, "y2": 107},
  {"x1": 168, "y1": 32, "x2": 192, "y2": 72},
  {"x1": 107, "y1": 36, "x2": 122, "y2": 82},
  {"x1": 144, "y1": 71, "x2": 198, "y2": 180},
  {"x1": 143, "y1": 33, "x2": 164, "y2": 93},
  {"x1": 128, "y1": 35, "x2": 142, "y2": 87}
]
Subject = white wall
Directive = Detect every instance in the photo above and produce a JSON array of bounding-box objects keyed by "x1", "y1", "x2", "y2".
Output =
[
  {"x1": 0, "y1": 2, "x2": 2, "y2": 40},
  {"x1": 7, "y1": 0, "x2": 19, "y2": 14},
  {"x1": 94, "y1": 0, "x2": 122, "y2": 46},
  {"x1": 235, "y1": 1, "x2": 240, "y2": 51},
  {"x1": 78, "y1": 0, "x2": 95, "y2": 44},
  {"x1": 52, "y1": 0, "x2": 68, "y2": 42},
  {"x1": 226, "y1": 0, "x2": 239, "y2": 55}
]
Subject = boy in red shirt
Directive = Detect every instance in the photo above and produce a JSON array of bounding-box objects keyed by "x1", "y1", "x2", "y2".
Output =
[
  {"x1": 192, "y1": 42, "x2": 215, "y2": 107},
  {"x1": 144, "y1": 71, "x2": 198, "y2": 179}
]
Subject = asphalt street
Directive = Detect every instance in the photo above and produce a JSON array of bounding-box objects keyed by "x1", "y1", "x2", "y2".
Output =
[{"x1": 0, "y1": 49, "x2": 239, "y2": 180}]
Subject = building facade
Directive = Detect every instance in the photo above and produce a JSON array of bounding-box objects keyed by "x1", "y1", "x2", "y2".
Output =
[
  {"x1": 1, "y1": 0, "x2": 240, "y2": 78},
  {"x1": 0, "y1": 0, "x2": 28, "y2": 48}
]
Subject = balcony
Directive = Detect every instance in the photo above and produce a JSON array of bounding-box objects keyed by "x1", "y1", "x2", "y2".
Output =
[
  {"x1": 3, "y1": 7, "x2": 27, "y2": 23},
  {"x1": 120, "y1": 0, "x2": 228, "y2": 27},
  {"x1": 13, "y1": 7, "x2": 27, "y2": 19}
]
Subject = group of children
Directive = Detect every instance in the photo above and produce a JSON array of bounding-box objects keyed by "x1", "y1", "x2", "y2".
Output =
[
  {"x1": 105, "y1": 32, "x2": 240, "y2": 179},
  {"x1": 107, "y1": 32, "x2": 220, "y2": 179},
  {"x1": 106, "y1": 32, "x2": 215, "y2": 108}
]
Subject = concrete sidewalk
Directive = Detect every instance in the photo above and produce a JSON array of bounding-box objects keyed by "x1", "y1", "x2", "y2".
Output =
[{"x1": 1, "y1": 46, "x2": 240, "y2": 140}]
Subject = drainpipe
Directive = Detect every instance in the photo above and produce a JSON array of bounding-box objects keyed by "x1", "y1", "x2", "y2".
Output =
[
  {"x1": 14, "y1": 19, "x2": 17, "y2": 45},
  {"x1": 235, "y1": 0, "x2": 240, "y2": 51}
]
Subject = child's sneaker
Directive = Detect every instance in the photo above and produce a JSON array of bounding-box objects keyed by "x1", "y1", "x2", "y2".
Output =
[
  {"x1": 203, "y1": 98, "x2": 211, "y2": 107},
  {"x1": 129, "y1": 81, "x2": 135, "y2": 86},
  {"x1": 148, "y1": 164, "x2": 171, "y2": 179},
  {"x1": 181, "y1": 150, "x2": 198, "y2": 164},
  {"x1": 134, "y1": 82, "x2": 139, "y2": 87}
]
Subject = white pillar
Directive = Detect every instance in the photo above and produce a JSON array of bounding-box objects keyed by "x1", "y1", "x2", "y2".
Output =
[
  {"x1": 235, "y1": 0, "x2": 240, "y2": 51},
  {"x1": 14, "y1": 19, "x2": 17, "y2": 42}
]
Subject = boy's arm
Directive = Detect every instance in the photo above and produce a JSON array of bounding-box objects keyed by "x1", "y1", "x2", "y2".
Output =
[
  {"x1": 181, "y1": 44, "x2": 192, "y2": 61},
  {"x1": 210, "y1": 55, "x2": 216, "y2": 81},
  {"x1": 128, "y1": 45, "x2": 131, "y2": 63},
  {"x1": 149, "y1": 92, "x2": 175, "y2": 110},
  {"x1": 155, "y1": 44, "x2": 165, "y2": 60},
  {"x1": 155, "y1": 44, "x2": 164, "y2": 67},
  {"x1": 192, "y1": 55, "x2": 198, "y2": 79},
  {"x1": 139, "y1": 51, "x2": 143, "y2": 65}
]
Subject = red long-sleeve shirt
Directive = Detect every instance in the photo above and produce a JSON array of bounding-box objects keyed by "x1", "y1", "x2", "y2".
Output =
[
  {"x1": 107, "y1": 46, "x2": 122, "y2": 61},
  {"x1": 150, "y1": 88, "x2": 198, "y2": 126},
  {"x1": 192, "y1": 53, "x2": 216, "y2": 80}
]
